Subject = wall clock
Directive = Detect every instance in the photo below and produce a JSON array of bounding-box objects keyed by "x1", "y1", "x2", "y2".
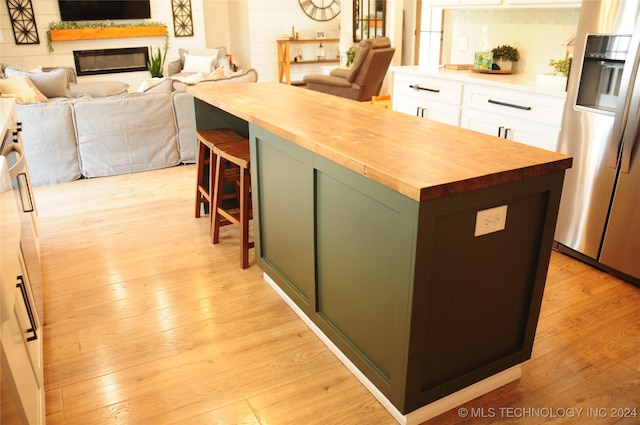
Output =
[{"x1": 298, "y1": 0, "x2": 340, "y2": 22}]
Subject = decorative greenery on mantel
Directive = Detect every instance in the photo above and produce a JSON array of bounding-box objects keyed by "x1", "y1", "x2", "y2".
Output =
[{"x1": 47, "y1": 21, "x2": 167, "y2": 52}]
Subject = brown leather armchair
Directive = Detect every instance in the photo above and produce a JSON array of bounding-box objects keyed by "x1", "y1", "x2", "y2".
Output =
[{"x1": 303, "y1": 37, "x2": 395, "y2": 101}]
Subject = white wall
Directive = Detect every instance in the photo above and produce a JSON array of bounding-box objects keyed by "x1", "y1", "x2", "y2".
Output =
[
  {"x1": 237, "y1": 0, "x2": 343, "y2": 83},
  {"x1": 444, "y1": 8, "x2": 580, "y2": 74}
]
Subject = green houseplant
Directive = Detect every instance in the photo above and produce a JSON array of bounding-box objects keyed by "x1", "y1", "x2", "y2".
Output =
[
  {"x1": 147, "y1": 39, "x2": 169, "y2": 78},
  {"x1": 346, "y1": 46, "x2": 357, "y2": 67},
  {"x1": 491, "y1": 44, "x2": 520, "y2": 71},
  {"x1": 549, "y1": 57, "x2": 570, "y2": 76}
]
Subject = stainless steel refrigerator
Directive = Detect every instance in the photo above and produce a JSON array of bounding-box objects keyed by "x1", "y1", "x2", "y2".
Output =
[{"x1": 554, "y1": 0, "x2": 640, "y2": 286}]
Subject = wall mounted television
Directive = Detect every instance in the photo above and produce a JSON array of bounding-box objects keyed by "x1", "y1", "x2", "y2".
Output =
[{"x1": 58, "y1": 1, "x2": 151, "y2": 21}]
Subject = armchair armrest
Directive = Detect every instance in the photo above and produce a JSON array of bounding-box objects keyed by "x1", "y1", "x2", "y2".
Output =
[
  {"x1": 329, "y1": 68, "x2": 349, "y2": 78},
  {"x1": 302, "y1": 74, "x2": 352, "y2": 88}
]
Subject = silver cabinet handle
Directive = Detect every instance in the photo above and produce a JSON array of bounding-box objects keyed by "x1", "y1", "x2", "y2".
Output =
[
  {"x1": 17, "y1": 172, "x2": 35, "y2": 213},
  {"x1": 409, "y1": 84, "x2": 440, "y2": 93},
  {"x1": 505, "y1": 128, "x2": 513, "y2": 139},
  {"x1": 488, "y1": 99, "x2": 531, "y2": 111},
  {"x1": 17, "y1": 276, "x2": 38, "y2": 342}
]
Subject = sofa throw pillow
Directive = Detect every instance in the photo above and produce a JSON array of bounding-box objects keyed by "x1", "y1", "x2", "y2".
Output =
[
  {"x1": 0, "y1": 76, "x2": 49, "y2": 103},
  {"x1": 142, "y1": 78, "x2": 173, "y2": 93},
  {"x1": 4, "y1": 67, "x2": 71, "y2": 98},
  {"x1": 203, "y1": 66, "x2": 226, "y2": 81},
  {"x1": 178, "y1": 48, "x2": 221, "y2": 68},
  {"x1": 182, "y1": 53, "x2": 217, "y2": 74}
]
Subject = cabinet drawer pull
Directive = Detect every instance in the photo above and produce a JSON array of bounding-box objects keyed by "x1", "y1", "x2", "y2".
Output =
[
  {"x1": 409, "y1": 84, "x2": 440, "y2": 93},
  {"x1": 16, "y1": 276, "x2": 38, "y2": 342},
  {"x1": 505, "y1": 128, "x2": 513, "y2": 139},
  {"x1": 17, "y1": 172, "x2": 35, "y2": 213},
  {"x1": 488, "y1": 99, "x2": 531, "y2": 110}
]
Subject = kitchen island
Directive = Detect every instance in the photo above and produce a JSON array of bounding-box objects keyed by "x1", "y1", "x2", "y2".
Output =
[{"x1": 188, "y1": 82, "x2": 572, "y2": 424}]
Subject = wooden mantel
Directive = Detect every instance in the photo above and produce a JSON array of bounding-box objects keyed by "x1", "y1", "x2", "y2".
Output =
[{"x1": 49, "y1": 25, "x2": 166, "y2": 42}]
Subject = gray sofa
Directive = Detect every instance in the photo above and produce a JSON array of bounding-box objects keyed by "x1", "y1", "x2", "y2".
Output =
[{"x1": 2, "y1": 65, "x2": 258, "y2": 186}]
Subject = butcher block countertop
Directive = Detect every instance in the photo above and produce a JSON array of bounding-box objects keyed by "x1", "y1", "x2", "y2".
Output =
[{"x1": 188, "y1": 82, "x2": 572, "y2": 202}]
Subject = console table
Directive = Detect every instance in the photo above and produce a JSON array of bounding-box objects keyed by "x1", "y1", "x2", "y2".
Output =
[
  {"x1": 276, "y1": 38, "x2": 339, "y2": 84},
  {"x1": 187, "y1": 82, "x2": 572, "y2": 424}
]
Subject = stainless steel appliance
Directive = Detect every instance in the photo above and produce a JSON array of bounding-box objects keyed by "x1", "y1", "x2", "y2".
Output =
[{"x1": 555, "y1": 0, "x2": 640, "y2": 286}]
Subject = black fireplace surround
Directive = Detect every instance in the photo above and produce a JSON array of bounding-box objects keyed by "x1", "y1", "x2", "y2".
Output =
[{"x1": 73, "y1": 47, "x2": 149, "y2": 76}]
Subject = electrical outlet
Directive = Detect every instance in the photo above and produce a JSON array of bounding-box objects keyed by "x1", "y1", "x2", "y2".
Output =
[{"x1": 474, "y1": 205, "x2": 508, "y2": 237}]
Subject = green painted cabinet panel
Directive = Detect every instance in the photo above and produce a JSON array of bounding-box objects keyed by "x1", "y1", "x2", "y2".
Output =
[
  {"x1": 313, "y1": 156, "x2": 418, "y2": 403},
  {"x1": 250, "y1": 125, "x2": 316, "y2": 313},
  {"x1": 404, "y1": 173, "x2": 564, "y2": 411},
  {"x1": 193, "y1": 98, "x2": 249, "y2": 137}
]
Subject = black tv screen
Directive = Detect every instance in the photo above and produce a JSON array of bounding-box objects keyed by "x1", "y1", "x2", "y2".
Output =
[{"x1": 58, "y1": 1, "x2": 151, "y2": 21}]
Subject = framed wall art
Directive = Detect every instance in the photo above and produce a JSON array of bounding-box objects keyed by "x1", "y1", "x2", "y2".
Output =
[
  {"x1": 5, "y1": 0, "x2": 40, "y2": 45},
  {"x1": 172, "y1": 0, "x2": 194, "y2": 37}
]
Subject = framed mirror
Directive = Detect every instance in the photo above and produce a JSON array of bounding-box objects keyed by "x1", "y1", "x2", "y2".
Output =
[{"x1": 353, "y1": 0, "x2": 385, "y2": 42}]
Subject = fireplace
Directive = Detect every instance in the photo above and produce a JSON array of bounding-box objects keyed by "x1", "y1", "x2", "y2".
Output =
[{"x1": 73, "y1": 47, "x2": 149, "y2": 76}]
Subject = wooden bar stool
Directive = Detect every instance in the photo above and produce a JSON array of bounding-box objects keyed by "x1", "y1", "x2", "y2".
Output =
[
  {"x1": 194, "y1": 129, "x2": 245, "y2": 218},
  {"x1": 211, "y1": 138, "x2": 254, "y2": 269}
]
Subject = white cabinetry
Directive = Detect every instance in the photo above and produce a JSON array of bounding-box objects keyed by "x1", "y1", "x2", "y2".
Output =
[
  {"x1": 392, "y1": 71, "x2": 463, "y2": 126},
  {"x1": 391, "y1": 68, "x2": 566, "y2": 152},
  {"x1": 460, "y1": 83, "x2": 565, "y2": 151},
  {"x1": 1, "y1": 253, "x2": 44, "y2": 425},
  {"x1": 1, "y1": 97, "x2": 44, "y2": 425}
]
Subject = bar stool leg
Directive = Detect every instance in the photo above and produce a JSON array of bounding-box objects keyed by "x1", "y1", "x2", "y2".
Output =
[
  {"x1": 240, "y1": 168, "x2": 250, "y2": 269},
  {"x1": 195, "y1": 140, "x2": 207, "y2": 218},
  {"x1": 211, "y1": 155, "x2": 225, "y2": 244},
  {"x1": 195, "y1": 139, "x2": 217, "y2": 218}
]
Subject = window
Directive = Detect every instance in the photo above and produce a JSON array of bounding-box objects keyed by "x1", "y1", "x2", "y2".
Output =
[{"x1": 353, "y1": 0, "x2": 385, "y2": 42}]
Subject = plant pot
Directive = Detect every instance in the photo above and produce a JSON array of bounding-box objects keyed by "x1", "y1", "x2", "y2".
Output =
[{"x1": 495, "y1": 59, "x2": 513, "y2": 71}]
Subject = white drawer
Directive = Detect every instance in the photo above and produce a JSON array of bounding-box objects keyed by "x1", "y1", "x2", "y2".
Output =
[
  {"x1": 463, "y1": 83, "x2": 565, "y2": 126},
  {"x1": 394, "y1": 96, "x2": 460, "y2": 126},
  {"x1": 394, "y1": 73, "x2": 463, "y2": 106}
]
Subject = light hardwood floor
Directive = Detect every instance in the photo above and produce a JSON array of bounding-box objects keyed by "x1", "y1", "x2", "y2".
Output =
[{"x1": 35, "y1": 164, "x2": 640, "y2": 425}]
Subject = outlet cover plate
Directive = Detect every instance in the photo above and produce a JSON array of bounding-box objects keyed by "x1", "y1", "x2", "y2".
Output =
[{"x1": 475, "y1": 205, "x2": 508, "y2": 237}]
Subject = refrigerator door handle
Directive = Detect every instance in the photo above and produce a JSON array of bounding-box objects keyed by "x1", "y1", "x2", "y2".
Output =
[
  {"x1": 620, "y1": 91, "x2": 640, "y2": 173},
  {"x1": 608, "y1": 20, "x2": 640, "y2": 169}
]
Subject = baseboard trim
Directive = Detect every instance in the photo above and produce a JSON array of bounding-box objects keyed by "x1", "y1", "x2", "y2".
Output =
[{"x1": 262, "y1": 272, "x2": 522, "y2": 424}]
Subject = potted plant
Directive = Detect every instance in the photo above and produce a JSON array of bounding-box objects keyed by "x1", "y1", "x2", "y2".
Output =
[
  {"x1": 147, "y1": 40, "x2": 169, "y2": 78},
  {"x1": 346, "y1": 45, "x2": 357, "y2": 67},
  {"x1": 491, "y1": 44, "x2": 520, "y2": 71},
  {"x1": 549, "y1": 56, "x2": 570, "y2": 76}
]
